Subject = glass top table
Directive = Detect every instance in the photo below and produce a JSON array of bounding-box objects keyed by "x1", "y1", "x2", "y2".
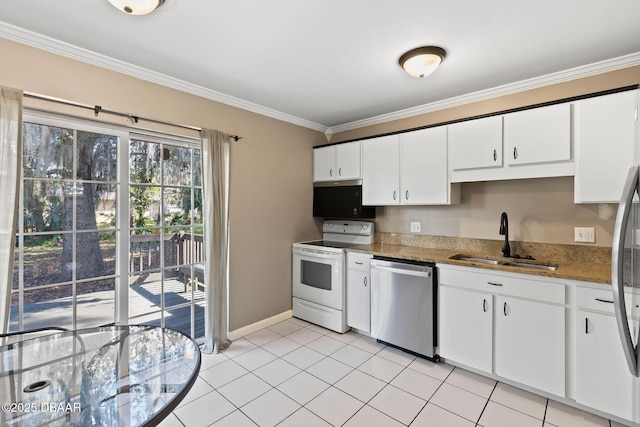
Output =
[{"x1": 0, "y1": 325, "x2": 201, "y2": 426}]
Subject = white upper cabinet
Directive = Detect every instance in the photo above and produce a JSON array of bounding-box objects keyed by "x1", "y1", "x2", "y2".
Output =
[
  {"x1": 450, "y1": 102, "x2": 574, "y2": 182},
  {"x1": 362, "y1": 129, "x2": 459, "y2": 206},
  {"x1": 313, "y1": 141, "x2": 361, "y2": 182},
  {"x1": 402, "y1": 127, "x2": 459, "y2": 205},
  {"x1": 574, "y1": 90, "x2": 638, "y2": 203},
  {"x1": 336, "y1": 141, "x2": 362, "y2": 180},
  {"x1": 448, "y1": 116, "x2": 503, "y2": 171},
  {"x1": 362, "y1": 135, "x2": 400, "y2": 205},
  {"x1": 313, "y1": 145, "x2": 335, "y2": 181},
  {"x1": 504, "y1": 103, "x2": 572, "y2": 166}
]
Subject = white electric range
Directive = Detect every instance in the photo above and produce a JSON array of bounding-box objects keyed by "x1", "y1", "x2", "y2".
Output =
[{"x1": 292, "y1": 220, "x2": 374, "y2": 333}]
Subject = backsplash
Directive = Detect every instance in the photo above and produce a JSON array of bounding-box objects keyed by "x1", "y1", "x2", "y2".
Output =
[
  {"x1": 373, "y1": 176, "x2": 617, "y2": 247},
  {"x1": 375, "y1": 232, "x2": 612, "y2": 265}
]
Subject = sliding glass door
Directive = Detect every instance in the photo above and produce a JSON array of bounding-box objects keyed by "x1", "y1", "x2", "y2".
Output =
[
  {"x1": 127, "y1": 136, "x2": 204, "y2": 339},
  {"x1": 10, "y1": 113, "x2": 204, "y2": 340}
]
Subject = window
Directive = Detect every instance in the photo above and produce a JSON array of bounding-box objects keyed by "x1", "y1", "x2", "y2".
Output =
[{"x1": 10, "y1": 112, "x2": 204, "y2": 340}]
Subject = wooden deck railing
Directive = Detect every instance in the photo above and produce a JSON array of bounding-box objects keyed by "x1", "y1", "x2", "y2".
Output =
[{"x1": 129, "y1": 232, "x2": 204, "y2": 274}]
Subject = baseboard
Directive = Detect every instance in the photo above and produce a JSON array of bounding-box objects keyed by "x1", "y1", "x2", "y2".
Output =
[{"x1": 227, "y1": 310, "x2": 293, "y2": 341}]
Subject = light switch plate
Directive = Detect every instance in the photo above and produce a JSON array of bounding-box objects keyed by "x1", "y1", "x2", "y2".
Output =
[
  {"x1": 410, "y1": 221, "x2": 421, "y2": 233},
  {"x1": 575, "y1": 227, "x2": 595, "y2": 243}
]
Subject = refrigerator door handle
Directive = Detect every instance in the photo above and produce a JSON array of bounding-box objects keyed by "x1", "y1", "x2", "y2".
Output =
[{"x1": 612, "y1": 165, "x2": 639, "y2": 377}]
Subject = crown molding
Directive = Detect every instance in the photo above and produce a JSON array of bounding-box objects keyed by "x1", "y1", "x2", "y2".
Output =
[
  {"x1": 328, "y1": 51, "x2": 640, "y2": 135},
  {"x1": 3, "y1": 21, "x2": 639, "y2": 137},
  {"x1": 0, "y1": 22, "x2": 329, "y2": 133}
]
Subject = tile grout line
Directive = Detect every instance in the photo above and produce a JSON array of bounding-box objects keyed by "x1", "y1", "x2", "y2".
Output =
[{"x1": 473, "y1": 378, "x2": 498, "y2": 426}]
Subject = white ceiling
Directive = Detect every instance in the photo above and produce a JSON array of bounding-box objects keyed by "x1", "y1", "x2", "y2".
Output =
[{"x1": 2, "y1": 0, "x2": 640, "y2": 134}]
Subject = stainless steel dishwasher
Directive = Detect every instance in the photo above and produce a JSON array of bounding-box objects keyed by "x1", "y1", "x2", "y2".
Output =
[{"x1": 370, "y1": 256, "x2": 437, "y2": 360}]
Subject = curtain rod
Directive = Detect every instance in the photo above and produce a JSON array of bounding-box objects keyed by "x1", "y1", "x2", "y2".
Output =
[{"x1": 23, "y1": 92, "x2": 242, "y2": 142}]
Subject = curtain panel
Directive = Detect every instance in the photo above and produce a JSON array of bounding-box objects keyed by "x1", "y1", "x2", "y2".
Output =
[
  {"x1": 0, "y1": 87, "x2": 23, "y2": 335},
  {"x1": 201, "y1": 129, "x2": 231, "y2": 353}
]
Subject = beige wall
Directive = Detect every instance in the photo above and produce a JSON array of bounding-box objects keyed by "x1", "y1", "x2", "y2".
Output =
[
  {"x1": 332, "y1": 66, "x2": 640, "y2": 248},
  {"x1": 0, "y1": 37, "x2": 325, "y2": 331}
]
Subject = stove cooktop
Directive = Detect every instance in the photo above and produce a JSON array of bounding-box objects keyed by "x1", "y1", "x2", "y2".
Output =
[{"x1": 297, "y1": 240, "x2": 359, "y2": 249}]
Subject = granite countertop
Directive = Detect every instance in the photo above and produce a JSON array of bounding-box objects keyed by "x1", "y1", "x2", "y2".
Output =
[{"x1": 347, "y1": 235, "x2": 612, "y2": 285}]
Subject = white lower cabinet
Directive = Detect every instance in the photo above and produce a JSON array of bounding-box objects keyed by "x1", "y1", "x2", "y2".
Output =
[
  {"x1": 439, "y1": 286, "x2": 492, "y2": 372},
  {"x1": 575, "y1": 288, "x2": 634, "y2": 421},
  {"x1": 346, "y1": 252, "x2": 373, "y2": 333},
  {"x1": 438, "y1": 264, "x2": 566, "y2": 397},
  {"x1": 494, "y1": 295, "x2": 565, "y2": 396}
]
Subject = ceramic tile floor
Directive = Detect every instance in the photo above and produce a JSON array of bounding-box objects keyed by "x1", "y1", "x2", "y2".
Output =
[{"x1": 160, "y1": 317, "x2": 615, "y2": 427}]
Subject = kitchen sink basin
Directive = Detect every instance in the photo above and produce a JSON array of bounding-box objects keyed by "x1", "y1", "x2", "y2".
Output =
[
  {"x1": 448, "y1": 254, "x2": 502, "y2": 265},
  {"x1": 449, "y1": 254, "x2": 558, "y2": 271}
]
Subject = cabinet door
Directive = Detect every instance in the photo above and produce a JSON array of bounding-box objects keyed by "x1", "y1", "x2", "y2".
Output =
[
  {"x1": 346, "y1": 269, "x2": 370, "y2": 332},
  {"x1": 504, "y1": 103, "x2": 571, "y2": 166},
  {"x1": 362, "y1": 135, "x2": 400, "y2": 205},
  {"x1": 336, "y1": 141, "x2": 361, "y2": 180},
  {"x1": 439, "y1": 286, "x2": 493, "y2": 372},
  {"x1": 402, "y1": 127, "x2": 451, "y2": 204},
  {"x1": 574, "y1": 90, "x2": 638, "y2": 203},
  {"x1": 495, "y1": 296, "x2": 565, "y2": 396},
  {"x1": 313, "y1": 145, "x2": 335, "y2": 182},
  {"x1": 575, "y1": 310, "x2": 633, "y2": 420},
  {"x1": 448, "y1": 116, "x2": 503, "y2": 171}
]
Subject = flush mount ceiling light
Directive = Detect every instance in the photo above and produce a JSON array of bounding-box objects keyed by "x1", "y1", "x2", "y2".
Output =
[
  {"x1": 107, "y1": 0, "x2": 165, "y2": 15},
  {"x1": 399, "y1": 46, "x2": 446, "y2": 78}
]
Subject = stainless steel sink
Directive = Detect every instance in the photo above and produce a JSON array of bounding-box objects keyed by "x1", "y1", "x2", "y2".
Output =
[
  {"x1": 448, "y1": 254, "x2": 502, "y2": 265},
  {"x1": 449, "y1": 254, "x2": 558, "y2": 271}
]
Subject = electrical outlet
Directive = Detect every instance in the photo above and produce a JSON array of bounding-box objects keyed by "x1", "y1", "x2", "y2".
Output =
[
  {"x1": 410, "y1": 221, "x2": 422, "y2": 233},
  {"x1": 574, "y1": 227, "x2": 595, "y2": 243}
]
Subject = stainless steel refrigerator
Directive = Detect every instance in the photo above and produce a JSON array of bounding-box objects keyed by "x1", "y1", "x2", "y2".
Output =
[{"x1": 612, "y1": 165, "x2": 640, "y2": 425}]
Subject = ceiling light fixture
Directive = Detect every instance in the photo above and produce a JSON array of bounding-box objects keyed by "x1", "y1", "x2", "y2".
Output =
[
  {"x1": 399, "y1": 46, "x2": 446, "y2": 78},
  {"x1": 107, "y1": 0, "x2": 165, "y2": 15}
]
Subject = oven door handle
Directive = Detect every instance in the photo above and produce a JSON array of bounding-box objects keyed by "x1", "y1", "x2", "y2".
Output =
[{"x1": 293, "y1": 247, "x2": 342, "y2": 259}]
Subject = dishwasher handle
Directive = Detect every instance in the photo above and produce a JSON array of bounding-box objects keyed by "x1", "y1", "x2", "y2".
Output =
[{"x1": 371, "y1": 260, "x2": 432, "y2": 278}]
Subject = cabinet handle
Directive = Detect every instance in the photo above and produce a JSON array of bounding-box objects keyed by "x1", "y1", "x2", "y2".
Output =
[
  {"x1": 487, "y1": 282, "x2": 503, "y2": 287},
  {"x1": 364, "y1": 277, "x2": 367, "y2": 287},
  {"x1": 355, "y1": 261, "x2": 364, "y2": 265},
  {"x1": 329, "y1": 168, "x2": 333, "y2": 177},
  {"x1": 406, "y1": 190, "x2": 409, "y2": 200},
  {"x1": 483, "y1": 298, "x2": 488, "y2": 312},
  {"x1": 493, "y1": 149, "x2": 497, "y2": 162},
  {"x1": 513, "y1": 147, "x2": 518, "y2": 159},
  {"x1": 338, "y1": 167, "x2": 342, "y2": 176},
  {"x1": 585, "y1": 317, "x2": 589, "y2": 334},
  {"x1": 595, "y1": 298, "x2": 614, "y2": 304},
  {"x1": 503, "y1": 302, "x2": 508, "y2": 316},
  {"x1": 393, "y1": 190, "x2": 397, "y2": 200}
]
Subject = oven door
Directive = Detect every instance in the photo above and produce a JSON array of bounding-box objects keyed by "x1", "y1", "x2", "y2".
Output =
[{"x1": 292, "y1": 247, "x2": 344, "y2": 310}]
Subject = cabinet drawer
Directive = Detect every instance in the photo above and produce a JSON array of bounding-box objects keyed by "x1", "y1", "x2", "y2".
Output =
[
  {"x1": 575, "y1": 286, "x2": 636, "y2": 315},
  {"x1": 347, "y1": 253, "x2": 372, "y2": 272},
  {"x1": 438, "y1": 265, "x2": 565, "y2": 304}
]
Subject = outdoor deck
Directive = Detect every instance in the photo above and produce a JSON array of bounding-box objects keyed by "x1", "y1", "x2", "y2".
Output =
[{"x1": 9, "y1": 277, "x2": 205, "y2": 340}]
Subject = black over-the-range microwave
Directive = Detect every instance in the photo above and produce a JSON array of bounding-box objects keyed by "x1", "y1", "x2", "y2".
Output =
[{"x1": 313, "y1": 180, "x2": 376, "y2": 219}]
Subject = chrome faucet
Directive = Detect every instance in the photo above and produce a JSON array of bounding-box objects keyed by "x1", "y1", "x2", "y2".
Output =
[{"x1": 499, "y1": 212, "x2": 511, "y2": 258}]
